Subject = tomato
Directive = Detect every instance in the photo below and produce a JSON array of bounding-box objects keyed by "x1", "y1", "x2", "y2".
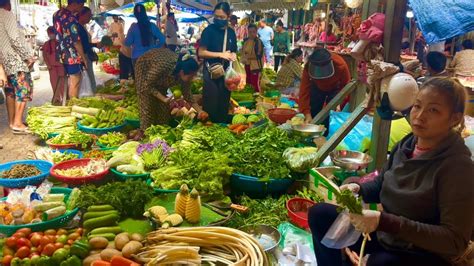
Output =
[
  {"x1": 63, "y1": 244, "x2": 70, "y2": 250},
  {"x1": 41, "y1": 243, "x2": 56, "y2": 256},
  {"x1": 2, "y1": 255, "x2": 13, "y2": 266},
  {"x1": 54, "y1": 243, "x2": 64, "y2": 249},
  {"x1": 17, "y1": 228, "x2": 32, "y2": 236},
  {"x1": 67, "y1": 233, "x2": 80, "y2": 241},
  {"x1": 36, "y1": 245, "x2": 43, "y2": 253},
  {"x1": 15, "y1": 246, "x2": 30, "y2": 259},
  {"x1": 3, "y1": 246, "x2": 14, "y2": 256},
  {"x1": 76, "y1": 228, "x2": 84, "y2": 236},
  {"x1": 29, "y1": 232, "x2": 43, "y2": 238},
  {"x1": 56, "y1": 229, "x2": 68, "y2": 236},
  {"x1": 44, "y1": 229, "x2": 56, "y2": 236},
  {"x1": 30, "y1": 234, "x2": 42, "y2": 247},
  {"x1": 17, "y1": 238, "x2": 31, "y2": 248},
  {"x1": 67, "y1": 239, "x2": 74, "y2": 245},
  {"x1": 30, "y1": 254, "x2": 40, "y2": 265},
  {"x1": 56, "y1": 235, "x2": 68, "y2": 244},
  {"x1": 39, "y1": 236, "x2": 54, "y2": 246},
  {"x1": 6, "y1": 237, "x2": 17, "y2": 248},
  {"x1": 12, "y1": 232, "x2": 26, "y2": 238}
]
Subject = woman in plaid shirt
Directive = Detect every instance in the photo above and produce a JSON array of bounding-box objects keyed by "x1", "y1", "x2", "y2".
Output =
[{"x1": 276, "y1": 48, "x2": 303, "y2": 96}]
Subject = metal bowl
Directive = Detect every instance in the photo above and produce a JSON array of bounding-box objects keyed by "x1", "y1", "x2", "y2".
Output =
[
  {"x1": 329, "y1": 150, "x2": 373, "y2": 171},
  {"x1": 292, "y1": 124, "x2": 326, "y2": 138},
  {"x1": 239, "y1": 224, "x2": 281, "y2": 252}
]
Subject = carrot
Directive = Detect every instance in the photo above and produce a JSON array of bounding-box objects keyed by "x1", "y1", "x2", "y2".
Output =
[
  {"x1": 91, "y1": 260, "x2": 111, "y2": 266},
  {"x1": 110, "y1": 255, "x2": 140, "y2": 266},
  {"x1": 235, "y1": 125, "x2": 249, "y2": 134},
  {"x1": 228, "y1": 124, "x2": 240, "y2": 130}
]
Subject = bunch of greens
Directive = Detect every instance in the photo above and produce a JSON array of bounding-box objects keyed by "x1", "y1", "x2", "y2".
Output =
[
  {"x1": 68, "y1": 96, "x2": 119, "y2": 110},
  {"x1": 145, "y1": 117, "x2": 193, "y2": 144},
  {"x1": 137, "y1": 139, "x2": 172, "y2": 170},
  {"x1": 262, "y1": 68, "x2": 277, "y2": 82},
  {"x1": 77, "y1": 179, "x2": 154, "y2": 218},
  {"x1": 26, "y1": 105, "x2": 76, "y2": 139},
  {"x1": 49, "y1": 130, "x2": 93, "y2": 148},
  {"x1": 336, "y1": 189, "x2": 363, "y2": 214},
  {"x1": 174, "y1": 124, "x2": 236, "y2": 151},
  {"x1": 190, "y1": 80, "x2": 203, "y2": 95},
  {"x1": 150, "y1": 148, "x2": 233, "y2": 201},
  {"x1": 228, "y1": 124, "x2": 300, "y2": 179},
  {"x1": 226, "y1": 195, "x2": 288, "y2": 228},
  {"x1": 98, "y1": 132, "x2": 127, "y2": 148}
]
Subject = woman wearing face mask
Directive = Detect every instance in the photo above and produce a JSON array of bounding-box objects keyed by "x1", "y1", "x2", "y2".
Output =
[
  {"x1": 135, "y1": 48, "x2": 208, "y2": 132},
  {"x1": 198, "y1": 2, "x2": 237, "y2": 123},
  {"x1": 42, "y1": 26, "x2": 66, "y2": 105}
]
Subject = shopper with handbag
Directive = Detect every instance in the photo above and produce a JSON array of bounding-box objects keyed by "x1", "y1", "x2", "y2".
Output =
[{"x1": 198, "y1": 2, "x2": 237, "y2": 123}]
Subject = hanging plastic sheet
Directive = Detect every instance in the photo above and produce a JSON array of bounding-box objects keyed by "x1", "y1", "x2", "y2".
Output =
[{"x1": 409, "y1": 0, "x2": 474, "y2": 44}]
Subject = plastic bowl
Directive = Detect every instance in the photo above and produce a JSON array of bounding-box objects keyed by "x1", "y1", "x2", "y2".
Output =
[
  {"x1": 230, "y1": 173, "x2": 294, "y2": 199},
  {"x1": 125, "y1": 118, "x2": 140, "y2": 129},
  {"x1": 49, "y1": 158, "x2": 109, "y2": 185},
  {"x1": 0, "y1": 187, "x2": 79, "y2": 236},
  {"x1": 0, "y1": 160, "x2": 53, "y2": 188},
  {"x1": 46, "y1": 137, "x2": 93, "y2": 151},
  {"x1": 286, "y1": 198, "x2": 316, "y2": 230},
  {"x1": 267, "y1": 108, "x2": 297, "y2": 124},
  {"x1": 77, "y1": 121, "x2": 126, "y2": 136},
  {"x1": 239, "y1": 225, "x2": 281, "y2": 252},
  {"x1": 111, "y1": 168, "x2": 149, "y2": 181}
]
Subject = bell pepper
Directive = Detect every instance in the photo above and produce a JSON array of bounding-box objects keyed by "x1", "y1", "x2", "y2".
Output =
[
  {"x1": 52, "y1": 248, "x2": 70, "y2": 264},
  {"x1": 70, "y1": 239, "x2": 90, "y2": 259},
  {"x1": 60, "y1": 255, "x2": 81, "y2": 266},
  {"x1": 37, "y1": 256, "x2": 55, "y2": 266}
]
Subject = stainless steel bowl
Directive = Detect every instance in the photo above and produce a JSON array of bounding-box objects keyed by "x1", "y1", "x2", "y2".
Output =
[
  {"x1": 292, "y1": 124, "x2": 326, "y2": 138},
  {"x1": 329, "y1": 150, "x2": 373, "y2": 171},
  {"x1": 239, "y1": 224, "x2": 281, "y2": 252}
]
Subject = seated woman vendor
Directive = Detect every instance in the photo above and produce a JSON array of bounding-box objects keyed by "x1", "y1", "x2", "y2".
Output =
[
  {"x1": 309, "y1": 77, "x2": 473, "y2": 266},
  {"x1": 135, "y1": 48, "x2": 208, "y2": 131},
  {"x1": 275, "y1": 48, "x2": 303, "y2": 96}
]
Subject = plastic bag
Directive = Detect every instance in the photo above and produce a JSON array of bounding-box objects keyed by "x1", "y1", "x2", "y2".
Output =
[
  {"x1": 321, "y1": 211, "x2": 361, "y2": 249},
  {"x1": 329, "y1": 111, "x2": 373, "y2": 152},
  {"x1": 283, "y1": 147, "x2": 319, "y2": 173},
  {"x1": 224, "y1": 61, "x2": 244, "y2": 91},
  {"x1": 278, "y1": 222, "x2": 314, "y2": 250},
  {"x1": 79, "y1": 70, "x2": 94, "y2": 98}
]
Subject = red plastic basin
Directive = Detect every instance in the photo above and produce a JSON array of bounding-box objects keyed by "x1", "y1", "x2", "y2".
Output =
[{"x1": 50, "y1": 158, "x2": 109, "y2": 185}]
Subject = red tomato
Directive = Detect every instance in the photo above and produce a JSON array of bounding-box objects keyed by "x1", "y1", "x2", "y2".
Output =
[
  {"x1": 6, "y1": 237, "x2": 17, "y2": 248},
  {"x1": 30, "y1": 234, "x2": 42, "y2": 247},
  {"x1": 12, "y1": 232, "x2": 26, "y2": 238},
  {"x1": 41, "y1": 243, "x2": 56, "y2": 256},
  {"x1": 66, "y1": 239, "x2": 74, "y2": 245},
  {"x1": 17, "y1": 238, "x2": 31, "y2": 248},
  {"x1": 15, "y1": 246, "x2": 30, "y2": 259},
  {"x1": 30, "y1": 252, "x2": 40, "y2": 258},
  {"x1": 36, "y1": 245, "x2": 43, "y2": 254},
  {"x1": 3, "y1": 246, "x2": 14, "y2": 256},
  {"x1": 76, "y1": 228, "x2": 84, "y2": 236},
  {"x1": 54, "y1": 243, "x2": 64, "y2": 249},
  {"x1": 2, "y1": 255, "x2": 13, "y2": 266},
  {"x1": 39, "y1": 236, "x2": 54, "y2": 246},
  {"x1": 17, "y1": 228, "x2": 32, "y2": 236},
  {"x1": 56, "y1": 229, "x2": 68, "y2": 236}
]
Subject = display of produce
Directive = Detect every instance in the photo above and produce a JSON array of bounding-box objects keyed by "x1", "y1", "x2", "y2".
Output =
[
  {"x1": 0, "y1": 165, "x2": 41, "y2": 179},
  {"x1": 26, "y1": 105, "x2": 76, "y2": 139},
  {"x1": 48, "y1": 131, "x2": 93, "y2": 149},
  {"x1": 283, "y1": 147, "x2": 319, "y2": 173},
  {"x1": 68, "y1": 97, "x2": 119, "y2": 111},
  {"x1": 97, "y1": 133, "x2": 126, "y2": 148},
  {"x1": 53, "y1": 160, "x2": 107, "y2": 178},
  {"x1": 80, "y1": 109, "x2": 126, "y2": 129}
]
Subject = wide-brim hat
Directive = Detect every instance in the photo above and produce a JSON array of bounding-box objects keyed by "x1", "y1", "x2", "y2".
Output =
[{"x1": 308, "y1": 47, "x2": 335, "y2": 79}]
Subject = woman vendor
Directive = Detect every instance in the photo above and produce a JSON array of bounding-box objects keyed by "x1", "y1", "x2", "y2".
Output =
[
  {"x1": 309, "y1": 77, "x2": 473, "y2": 266},
  {"x1": 135, "y1": 48, "x2": 208, "y2": 131},
  {"x1": 198, "y1": 2, "x2": 238, "y2": 123},
  {"x1": 276, "y1": 48, "x2": 303, "y2": 96}
]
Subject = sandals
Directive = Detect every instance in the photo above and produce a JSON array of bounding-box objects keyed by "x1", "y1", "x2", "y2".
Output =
[{"x1": 12, "y1": 127, "x2": 32, "y2": 135}]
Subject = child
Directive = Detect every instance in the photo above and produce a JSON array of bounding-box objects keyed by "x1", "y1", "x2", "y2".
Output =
[
  {"x1": 309, "y1": 77, "x2": 473, "y2": 266},
  {"x1": 42, "y1": 26, "x2": 65, "y2": 105}
]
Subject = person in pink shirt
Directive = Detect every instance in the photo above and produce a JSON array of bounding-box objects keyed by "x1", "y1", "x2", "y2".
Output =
[
  {"x1": 42, "y1": 26, "x2": 65, "y2": 105},
  {"x1": 319, "y1": 24, "x2": 337, "y2": 43}
]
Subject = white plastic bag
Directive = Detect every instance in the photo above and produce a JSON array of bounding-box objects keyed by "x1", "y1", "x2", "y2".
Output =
[
  {"x1": 321, "y1": 211, "x2": 361, "y2": 249},
  {"x1": 224, "y1": 61, "x2": 245, "y2": 91},
  {"x1": 79, "y1": 70, "x2": 94, "y2": 98}
]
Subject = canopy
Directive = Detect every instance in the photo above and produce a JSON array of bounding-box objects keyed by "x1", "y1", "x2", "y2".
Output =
[
  {"x1": 229, "y1": 0, "x2": 309, "y2": 11},
  {"x1": 409, "y1": 0, "x2": 474, "y2": 44}
]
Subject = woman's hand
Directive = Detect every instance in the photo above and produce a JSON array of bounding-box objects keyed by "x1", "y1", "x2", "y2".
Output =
[
  {"x1": 220, "y1": 51, "x2": 237, "y2": 62},
  {"x1": 349, "y1": 210, "x2": 381, "y2": 234},
  {"x1": 340, "y1": 183, "x2": 360, "y2": 194},
  {"x1": 304, "y1": 113, "x2": 313, "y2": 124},
  {"x1": 197, "y1": 111, "x2": 209, "y2": 121}
]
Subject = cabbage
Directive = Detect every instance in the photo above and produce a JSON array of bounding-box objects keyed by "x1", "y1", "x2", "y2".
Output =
[
  {"x1": 232, "y1": 114, "x2": 247, "y2": 125},
  {"x1": 247, "y1": 115, "x2": 260, "y2": 123}
]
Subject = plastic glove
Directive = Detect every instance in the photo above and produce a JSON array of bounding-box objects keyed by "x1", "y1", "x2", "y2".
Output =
[
  {"x1": 349, "y1": 210, "x2": 381, "y2": 234},
  {"x1": 340, "y1": 183, "x2": 360, "y2": 194}
]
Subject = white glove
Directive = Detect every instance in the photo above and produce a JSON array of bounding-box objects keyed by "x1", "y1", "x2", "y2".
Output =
[
  {"x1": 349, "y1": 210, "x2": 381, "y2": 234},
  {"x1": 340, "y1": 183, "x2": 361, "y2": 194}
]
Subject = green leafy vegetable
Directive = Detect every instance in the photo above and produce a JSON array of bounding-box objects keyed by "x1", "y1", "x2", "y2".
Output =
[
  {"x1": 49, "y1": 130, "x2": 93, "y2": 148},
  {"x1": 26, "y1": 105, "x2": 76, "y2": 139},
  {"x1": 336, "y1": 189, "x2": 363, "y2": 214}
]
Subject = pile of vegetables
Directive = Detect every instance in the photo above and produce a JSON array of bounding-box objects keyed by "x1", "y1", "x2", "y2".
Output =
[
  {"x1": 262, "y1": 68, "x2": 277, "y2": 82},
  {"x1": 283, "y1": 147, "x2": 319, "y2": 173},
  {"x1": 101, "y1": 62, "x2": 120, "y2": 75},
  {"x1": 48, "y1": 130, "x2": 93, "y2": 149},
  {"x1": 0, "y1": 164, "x2": 41, "y2": 179},
  {"x1": 82, "y1": 150, "x2": 113, "y2": 160},
  {"x1": 118, "y1": 92, "x2": 139, "y2": 120},
  {"x1": 53, "y1": 160, "x2": 107, "y2": 178},
  {"x1": 136, "y1": 139, "x2": 171, "y2": 170},
  {"x1": 84, "y1": 231, "x2": 144, "y2": 265},
  {"x1": 68, "y1": 97, "x2": 119, "y2": 111},
  {"x1": 77, "y1": 179, "x2": 154, "y2": 218},
  {"x1": 190, "y1": 79, "x2": 203, "y2": 95},
  {"x1": 106, "y1": 141, "x2": 145, "y2": 175},
  {"x1": 97, "y1": 132, "x2": 126, "y2": 148},
  {"x1": 34, "y1": 148, "x2": 79, "y2": 164},
  {"x1": 26, "y1": 105, "x2": 76, "y2": 139},
  {"x1": 80, "y1": 109, "x2": 125, "y2": 129}
]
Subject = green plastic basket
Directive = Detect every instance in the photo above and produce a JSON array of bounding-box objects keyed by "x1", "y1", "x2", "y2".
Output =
[
  {"x1": 238, "y1": 100, "x2": 256, "y2": 108},
  {"x1": 111, "y1": 168, "x2": 149, "y2": 181},
  {"x1": 96, "y1": 141, "x2": 119, "y2": 150},
  {"x1": 146, "y1": 179, "x2": 179, "y2": 194},
  {"x1": 0, "y1": 187, "x2": 79, "y2": 236}
]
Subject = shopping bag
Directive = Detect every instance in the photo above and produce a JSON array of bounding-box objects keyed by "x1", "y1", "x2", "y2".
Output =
[
  {"x1": 321, "y1": 211, "x2": 361, "y2": 249},
  {"x1": 224, "y1": 61, "x2": 245, "y2": 91},
  {"x1": 79, "y1": 70, "x2": 94, "y2": 98},
  {"x1": 232, "y1": 60, "x2": 246, "y2": 90}
]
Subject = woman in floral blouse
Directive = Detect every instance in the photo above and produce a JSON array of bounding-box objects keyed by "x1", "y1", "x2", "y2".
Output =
[{"x1": 0, "y1": 0, "x2": 35, "y2": 134}]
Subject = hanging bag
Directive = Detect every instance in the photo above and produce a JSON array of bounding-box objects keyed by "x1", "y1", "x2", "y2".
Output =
[
  {"x1": 79, "y1": 70, "x2": 94, "y2": 98},
  {"x1": 207, "y1": 28, "x2": 228, "y2": 80}
]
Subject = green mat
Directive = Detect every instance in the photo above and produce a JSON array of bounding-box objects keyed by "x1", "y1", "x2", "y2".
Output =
[
  {"x1": 119, "y1": 218, "x2": 153, "y2": 236},
  {"x1": 145, "y1": 194, "x2": 230, "y2": 227}
]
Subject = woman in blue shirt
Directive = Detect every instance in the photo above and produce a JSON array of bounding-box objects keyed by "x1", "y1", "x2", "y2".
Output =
[{"x1": 124, "y1": 4, "x2": 165, "y2": 65}]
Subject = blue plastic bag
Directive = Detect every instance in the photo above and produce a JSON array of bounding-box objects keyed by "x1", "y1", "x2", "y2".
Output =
[{"x1": 328, "y1": 111, "x2": 373, "y2": 152}]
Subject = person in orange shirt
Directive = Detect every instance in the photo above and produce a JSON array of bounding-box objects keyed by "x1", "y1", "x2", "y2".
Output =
[{"x1": 299, "y1": 47, "x2": 350, "y2": 131}]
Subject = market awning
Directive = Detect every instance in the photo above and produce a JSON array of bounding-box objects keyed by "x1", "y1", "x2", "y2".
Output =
[
  {"x1": 409, "y1": 0, "x2": 474, "y2": 44},
  {"x1": 229, "y1": 0, "x2": 309, "y2": 11}
]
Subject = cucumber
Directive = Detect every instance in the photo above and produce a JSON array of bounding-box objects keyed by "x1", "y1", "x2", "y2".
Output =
[
  {"x1": 83, "y1": 210, "x2": 119, "y2": 221},
  {"x1": 87, "y1": 233, "x2": 116, "y2": 241},
  {"x1": 83, "y1": 213, "x2": 120, "y2": 231},
  {"x1": 87, "y1": 205, "x2": 115, "y2": 212},
  {"x1": 89, "y1": 226, "x2": 123, "y2": 235}
]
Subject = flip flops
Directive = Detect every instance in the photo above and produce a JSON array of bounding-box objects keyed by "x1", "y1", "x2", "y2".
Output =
[{"x1": 12, "y1": 127, "x2": 32, "y2": 135}]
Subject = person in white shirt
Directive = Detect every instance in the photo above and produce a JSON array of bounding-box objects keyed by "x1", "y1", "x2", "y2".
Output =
[
  {"x1": 257, "y1": 19, "x2": 274, "y2": 66},
  {"x1": 165, "y1": 13, "x2": 179, "y2": 52}
]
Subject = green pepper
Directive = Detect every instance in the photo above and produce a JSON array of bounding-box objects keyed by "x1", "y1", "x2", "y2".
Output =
[
  {"x1": 52, "y1": 248, "x2": 70, "y2": 264},
  {"x1": 70, "y1": 239, "x2": 90, "y2": 259},
  {"x1": 60, "y1": 255, "x2": 81, "y2": 266}
]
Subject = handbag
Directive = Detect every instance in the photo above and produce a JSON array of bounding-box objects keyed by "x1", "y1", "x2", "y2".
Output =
[{"x1": 207, "y1": 28, "x2": 228, "y2": 80}]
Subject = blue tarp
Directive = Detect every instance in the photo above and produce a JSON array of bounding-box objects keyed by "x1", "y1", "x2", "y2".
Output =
[{"x1": 409, "y1": 0, "x2": 474, "y2": 44}]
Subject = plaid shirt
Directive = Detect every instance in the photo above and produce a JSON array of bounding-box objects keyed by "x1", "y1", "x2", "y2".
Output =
[{"x1": 276, "y1": 58, "x2": 303, "y2": 89}]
